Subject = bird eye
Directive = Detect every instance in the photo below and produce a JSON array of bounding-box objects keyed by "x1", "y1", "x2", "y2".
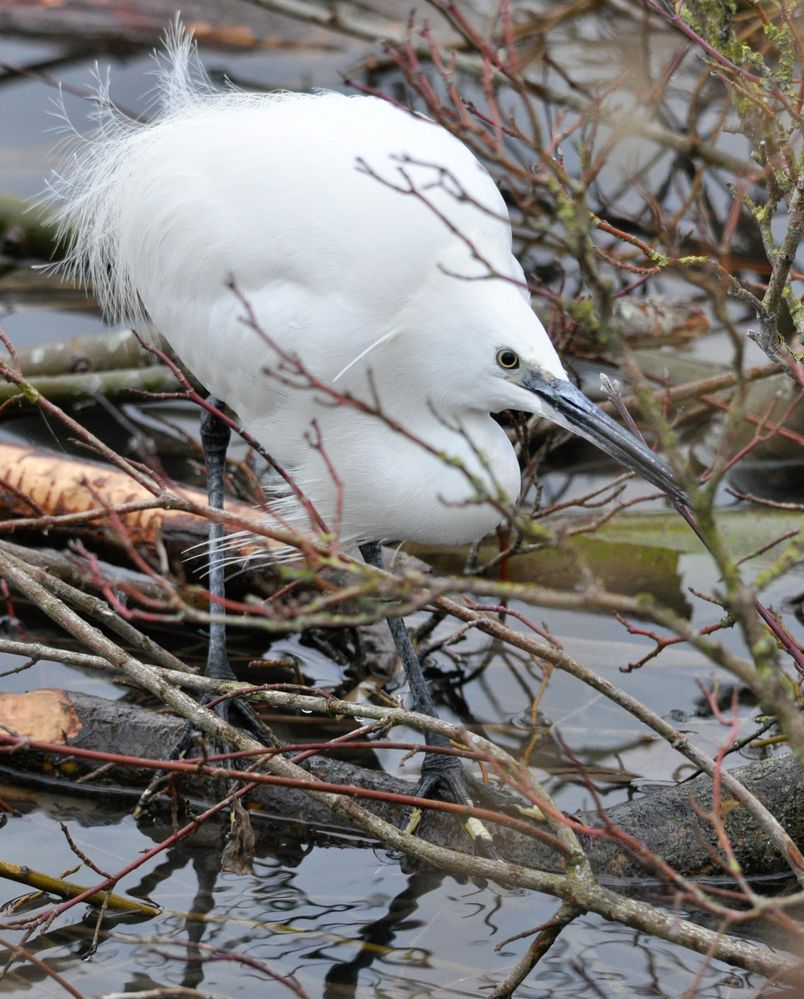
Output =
[{"x1": 496, "y1": 348, "x2": 520, "y2": 370}]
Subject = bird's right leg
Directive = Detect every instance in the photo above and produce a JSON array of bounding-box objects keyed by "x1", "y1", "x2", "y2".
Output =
[{"x1": 360, "y1": 543, "x2": 495, "y2": 854}]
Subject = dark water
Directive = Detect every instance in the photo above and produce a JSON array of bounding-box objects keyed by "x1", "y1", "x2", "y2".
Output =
[{"x1": 0, "y1": 6, "x2": 800, "y2": 997}]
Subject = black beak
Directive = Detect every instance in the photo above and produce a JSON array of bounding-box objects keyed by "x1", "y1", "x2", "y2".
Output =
[{"x1": 523, "y1": 371, "x2": 688, "y2": 507}]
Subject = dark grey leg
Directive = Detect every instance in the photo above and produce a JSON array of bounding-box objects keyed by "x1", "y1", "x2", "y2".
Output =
[
  {"x1": 200, "y1": 399, "x2": 273, "y2": 738},
  {"x1": 134, "y1": 399, "x2": 269, "y2": 818},
  {"x1": 360, "y1": 542, "x2": 494, "y2": 852},
  {"x1": 200, "y1": 399, "x2": 235, "y2": 695}
]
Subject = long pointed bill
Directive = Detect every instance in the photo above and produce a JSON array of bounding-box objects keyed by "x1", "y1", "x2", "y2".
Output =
[{"x1": 522, "y1": 371, "x2": 688, "y2": 507}]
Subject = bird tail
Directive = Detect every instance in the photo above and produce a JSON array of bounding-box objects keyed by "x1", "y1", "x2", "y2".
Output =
[{"x1": 44, "y1": 17, "x2": 210, "y2": 326}]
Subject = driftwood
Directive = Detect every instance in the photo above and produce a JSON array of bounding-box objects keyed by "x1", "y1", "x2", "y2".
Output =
[
  {"x1": 0, "y1": 689, "x2": 800, "y2": 882},
  {"x1": 0, "y1": 539, "x2": 177, "y2": 603},
  {"x1": 0, "y1": 440, "x2": 269, "y2": 560}
]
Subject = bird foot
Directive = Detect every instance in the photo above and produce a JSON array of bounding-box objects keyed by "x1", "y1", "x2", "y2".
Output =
[
  {"x1": 133, "y1": 692, "x2": 274, "y2": 820},
  {"x1": 402, "y1": 751, "x2": 499, "y2": 859},
  {"x1": 133, "y1": 720, "x2": 195, "y2": 819}
]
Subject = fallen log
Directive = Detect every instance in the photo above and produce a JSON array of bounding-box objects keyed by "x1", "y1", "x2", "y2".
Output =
[
  {"x1": 0, "y1": 365, "x2": 182, "y2": 405},
  {"x1": 0, "y1": 194, "x2": 60, "y2": 261},
  {"x1": 0, "y1": 689, "x2": 800, "y2": 881},
  {"x1": 0, "y1": 440, "x2": 270, "y2": 560}
]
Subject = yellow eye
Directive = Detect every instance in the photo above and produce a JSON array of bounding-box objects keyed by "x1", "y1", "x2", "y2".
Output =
[{"x1": 496, "y1": 348, "x2": 520, "y2": 370}]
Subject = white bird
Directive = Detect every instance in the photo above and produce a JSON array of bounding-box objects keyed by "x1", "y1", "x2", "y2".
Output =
[{"x1": 50, "y1": 26, "x2": 682, "y2": 823}]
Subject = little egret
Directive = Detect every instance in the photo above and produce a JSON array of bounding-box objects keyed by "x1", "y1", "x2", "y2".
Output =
[{"x1": 51, "y1": 27, "x2": 683, "y2": 825}]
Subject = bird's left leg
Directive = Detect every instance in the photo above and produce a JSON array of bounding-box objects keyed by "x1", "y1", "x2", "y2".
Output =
[
  {"x1": 135, "y1": 399, "x2": 272, "y2": 818},
  {"x1": 199, "y1": 398, "x2": 272, "y2": 738},
  {"x1": 202, "y1": 399, "x2": 233, "y2": 693},
  {"x1": 359, "y1": 542, "x2": 495, "y2": 854}
]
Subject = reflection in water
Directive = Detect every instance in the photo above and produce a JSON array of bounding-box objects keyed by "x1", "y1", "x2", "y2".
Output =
[
  {"x1": 181, "y1": 850, "x2": 220, "y2": 991},
  {"x1": 323, "y1": 870, "x2": 442, "y2": 998}
]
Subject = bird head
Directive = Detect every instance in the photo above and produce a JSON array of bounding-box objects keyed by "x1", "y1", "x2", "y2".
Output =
[
  {"x1": 497, "y1": 347, "x2": 686, "y2": 505},
  {"x1": 362, "y1": 237, "x2": 686, "y2": 509},
  {"x1": 481, "y1": 294, "x2": 686, "y2": 507}
]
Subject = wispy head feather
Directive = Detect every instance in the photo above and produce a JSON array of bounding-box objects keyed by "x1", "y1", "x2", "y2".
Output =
[
  {"x1": 46, "y1": 18, "x2": 215, "y2": 328},
  {"x1": 150, "y1": 14, "x2": 215, "y2": 111}
]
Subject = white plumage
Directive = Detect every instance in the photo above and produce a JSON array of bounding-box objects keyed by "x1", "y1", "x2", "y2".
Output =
[{"x1": 51, "y1": 26, "x2": 679, "y2": 550}]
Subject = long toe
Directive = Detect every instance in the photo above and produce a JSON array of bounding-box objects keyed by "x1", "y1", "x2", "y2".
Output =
[
  {"x1": 231, "y1": 697, "x2": 277, "y2": 746},
  {"x1": 405, "y1": 751, "x2": 499, "y2": 859},
  {"x1": 133, "y1": 719, "x2": 196, "y2": 819},
  {"x1": 133, "y1": 692, "x2": 273, "y2": 822}
]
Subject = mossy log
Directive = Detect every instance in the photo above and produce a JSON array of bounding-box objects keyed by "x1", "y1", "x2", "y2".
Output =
[
  {"x1": 0, "y1": 365, "x2": 183, "y2": 404},
  {"x1": 0, "y1": 195, "x2": 59, "y2": 261},
  {"x1": 12, "y1": 329, "x2": 156, "y2": 377}
]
